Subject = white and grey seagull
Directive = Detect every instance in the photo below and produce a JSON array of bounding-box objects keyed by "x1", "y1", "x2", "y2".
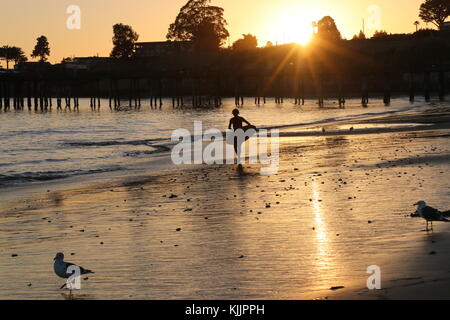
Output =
[
  {"x1": 414, "y1": 201, "x2": 449, "y2": 232},
  {"x1": 53, "y1": 252, "x2": 94, "y2": 289}
]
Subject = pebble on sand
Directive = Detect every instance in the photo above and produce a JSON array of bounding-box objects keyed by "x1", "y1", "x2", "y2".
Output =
[{"x1": 330, "y1": 286, "x2": 345, "y2": 291}]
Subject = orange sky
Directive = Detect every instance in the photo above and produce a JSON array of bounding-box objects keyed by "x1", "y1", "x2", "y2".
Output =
[{"x1": 0, "y1": 0, "x2": 430, "y2": 65}]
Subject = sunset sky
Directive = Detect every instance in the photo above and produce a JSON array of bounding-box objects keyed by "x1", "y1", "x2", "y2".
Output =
[{"x1": 0, "y1": 0, "x2": 430, "y2": 65}]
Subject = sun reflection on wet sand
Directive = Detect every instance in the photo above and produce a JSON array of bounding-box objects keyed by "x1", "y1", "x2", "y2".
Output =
[{"x1": 311, "y1": 180, "x2": 335, "y2": 281}]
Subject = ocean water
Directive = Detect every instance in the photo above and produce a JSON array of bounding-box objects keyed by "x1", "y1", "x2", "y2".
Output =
[{"x1": 0, "y1": 97, "x2": 429, "y2": 188}]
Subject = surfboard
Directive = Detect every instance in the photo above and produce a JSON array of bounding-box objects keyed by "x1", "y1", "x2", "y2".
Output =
[{"x1": 242, "y1": 125, "x2": 258, "y2": 141}]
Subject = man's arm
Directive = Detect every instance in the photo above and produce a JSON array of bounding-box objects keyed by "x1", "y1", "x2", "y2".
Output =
[
  {"x1": 241, "y1": 117, "x2": 251, "y2": 126},
  {"x1": 228, "y1": 119, "x2": 233, "y2": 130}
]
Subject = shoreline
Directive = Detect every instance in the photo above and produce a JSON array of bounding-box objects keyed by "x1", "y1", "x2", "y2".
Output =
[{"x1": 0, "y1": 101, "x2": 435, "y2": 196}]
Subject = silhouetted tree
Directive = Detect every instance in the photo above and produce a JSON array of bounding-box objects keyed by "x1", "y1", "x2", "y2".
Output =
[
  {"x1": 232, "y1": 34, "x2": 258, "y2": 51},
  {"x1": 316, "y1": 16, "x2": 342, "y2": 41},
  {"x1": 419, "y1": 0, "x2": 450, "y2": 29},
  {"x1": 0, "y1": 46, "x2": 28, "y2": 69},
  {"x1": 352, "y1": 30, "x2": 366, "y2": 40},
  {"x1": 1, "y1": 46, "x2": 11, "y2": 69},
  {"x1": 414, "y1": 28, "x2": 439, "y2": 37},
  {"x1": 31, "y1": 36, "x2": 50, "y2": 62},
  {"x1": 167, "y1": 0, "x2": 229, "y2": 51},
  {"x1": 110, "y1": 23, "x2": 139, "y2": 59},
  {"x1": 61, "y1": 57, "x2": 74, "y2": 63},
  {"x1": 12, "y1": 47, "x2": 27, "y2": 65},
  {"x1": 372, "y1": 30, "x2": 389, "y2": 39},
  {"x1": 191, "y1": 21, "x2": 222, "y2": 51},
  {"x1": 265, "y1": 41, "x2": 274, "y2": 48},
  {"x1": 414, "y1": 20, "x2": 421, "y2": 32}
]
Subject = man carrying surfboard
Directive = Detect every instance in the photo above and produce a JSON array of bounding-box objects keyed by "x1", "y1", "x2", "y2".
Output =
[{"x1": 228, "y1": 109, "x2": 257, "y2": 155}]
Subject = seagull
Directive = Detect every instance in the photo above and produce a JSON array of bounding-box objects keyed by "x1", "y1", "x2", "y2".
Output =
[
  {"x1": 414, "y1": 201, "x2": 449, "y2": 232},
  {"x1": 53, "y1": 252, "x2": 94, "y2": 289}
]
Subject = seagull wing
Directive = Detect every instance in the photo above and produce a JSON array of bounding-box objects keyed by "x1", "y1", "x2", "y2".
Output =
[
  {"x1": 79, "y1": 266, "x2": 94, "y2": 275},
  {"x1": 64, "y1": 262, "x2": 77, "y2": 275},
  {"x1": 442, "y1": 210, "x2": 450, "y2": 218},
  {"x1": 422, "y1": 206, "x2": 447, "y2": 221},
  {"x1": 65, "y1": 262, "x2": 94, "y2": 275}
]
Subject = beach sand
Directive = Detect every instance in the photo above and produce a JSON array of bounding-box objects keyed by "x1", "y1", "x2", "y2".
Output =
[{"x1": 1, "y1": 105, "x2": 450, "y2": 300}]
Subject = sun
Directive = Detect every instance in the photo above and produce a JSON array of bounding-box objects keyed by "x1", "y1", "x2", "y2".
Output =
[
  {"x1": 262, "y1": 5, "x2": 323, "y2": 45},
  {"x1": 275, "y1": 10, "x2": 314, "y2": 45}
]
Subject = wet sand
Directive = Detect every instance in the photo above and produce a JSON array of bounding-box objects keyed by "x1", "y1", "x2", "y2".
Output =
[{"x1": 1, "y1": 106, "x2": 450, "y2": 300}]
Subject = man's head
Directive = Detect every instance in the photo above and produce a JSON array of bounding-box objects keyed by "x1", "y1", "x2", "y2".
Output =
[{"x1": 232, "y1": 109, "x2": 240, "y2": 117}]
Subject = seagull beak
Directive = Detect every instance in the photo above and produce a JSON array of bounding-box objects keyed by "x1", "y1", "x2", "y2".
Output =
[{"x1": 413, "y1": 202, "x2": 418, "y2": 206}]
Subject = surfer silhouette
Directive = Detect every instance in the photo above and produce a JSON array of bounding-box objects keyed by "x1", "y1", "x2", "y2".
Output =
[
  {"x1": 228, "y1": 109, "x2": 257, "y2": 156},
  {"x1": 229, "y1": 108, "x2": 252, "y2": 131}
]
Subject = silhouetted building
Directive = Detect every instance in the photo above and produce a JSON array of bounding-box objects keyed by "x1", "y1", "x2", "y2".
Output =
[
  {"x1": 135, "y1": 41, "x2": 194, "y2": 58},
  {"x1": 14, "y1": 62, "x2": 52, "y2": 72},
  {"x1": 63, "y1": 57, "x2": 112, "y2": 70}
]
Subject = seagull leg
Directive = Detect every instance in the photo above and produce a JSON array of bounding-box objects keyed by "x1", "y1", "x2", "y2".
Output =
[{"x1": 60, "y1": 282, "x2": 67, "y2": 290}]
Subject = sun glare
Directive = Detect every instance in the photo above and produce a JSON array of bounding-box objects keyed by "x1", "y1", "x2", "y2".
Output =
[
  {"x1": 280, "y1": 11, "x2": 313, "y2": 45},
  {"x1": 262, "y1": 4, "x2": 324, "y2": 45}
]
